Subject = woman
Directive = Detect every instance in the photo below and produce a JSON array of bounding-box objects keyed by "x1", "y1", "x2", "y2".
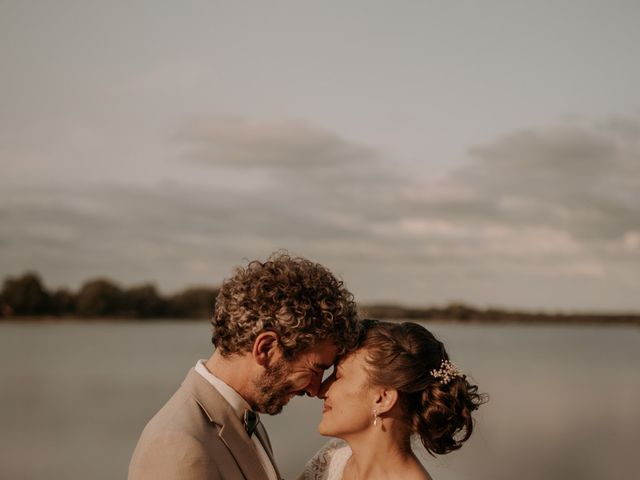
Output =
[{"x1": 301, "y1": 320, "x2": 486, "y2": 480}]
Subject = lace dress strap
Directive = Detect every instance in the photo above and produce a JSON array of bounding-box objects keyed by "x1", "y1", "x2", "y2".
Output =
[{"x1": 300, "y1": 439, "x2": 352, "y2": 480}]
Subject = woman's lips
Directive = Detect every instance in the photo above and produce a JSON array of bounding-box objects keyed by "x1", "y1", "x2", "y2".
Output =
[{"x1": 322, "y1": 404, "x2": 332, "y2": 413}]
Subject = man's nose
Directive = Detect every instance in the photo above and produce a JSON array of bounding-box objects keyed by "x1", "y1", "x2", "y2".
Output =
[
  {"x1": 304, "y1": 373, "x2": 323, "y2": 397},
  {"x1": 316, "y1": 375, "x2": 334, "y2": 399}
]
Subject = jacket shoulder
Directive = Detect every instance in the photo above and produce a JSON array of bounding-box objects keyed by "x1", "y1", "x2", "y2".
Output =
[{"x1": 129, "y1": 429, "x2": 222, "y2": 480}]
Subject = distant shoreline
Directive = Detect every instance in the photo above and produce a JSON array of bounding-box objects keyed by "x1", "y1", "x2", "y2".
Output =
[
  {"x1": 2, "y1": 272, "x2": 639, "y2": 326},
  {"x1": 3, "y1": 308, "x2": 639, "y2": 326},
  {"x1": 360, "y1": 304, "x2": 640, "y2": 326}
]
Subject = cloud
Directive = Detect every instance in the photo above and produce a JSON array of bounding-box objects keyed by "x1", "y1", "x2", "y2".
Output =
[
  {"x1": 454, "y1": 118, "x2": 640, "y2": 241},
  {"x1": 1, "y1": 115, "x2": 639, "y2": 309},
  {"x1": 177, "y1": 116, "x2": 378, "y2": 170}
]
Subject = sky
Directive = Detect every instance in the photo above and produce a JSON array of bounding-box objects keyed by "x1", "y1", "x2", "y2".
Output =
[{"x1": 1, "y1": 1, "x2": 639, "y2": 311}]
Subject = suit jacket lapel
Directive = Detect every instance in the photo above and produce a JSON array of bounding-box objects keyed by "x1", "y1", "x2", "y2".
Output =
[
  {"x1": 255, "y1": 422, "x2": 283, "y2": 480},
  {"x1": 181, "y1": 368, "x2": 271, "y2": 480}
]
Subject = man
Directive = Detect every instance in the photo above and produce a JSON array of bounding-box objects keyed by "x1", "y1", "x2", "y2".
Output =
[{"x1": 128, "y1": 253, "x2": 361, "y2": 480}]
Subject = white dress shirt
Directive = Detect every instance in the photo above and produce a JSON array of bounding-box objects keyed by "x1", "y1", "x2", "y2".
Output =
[{"x1": 195, "y1": 359, "x2": 278, "y2": 480}]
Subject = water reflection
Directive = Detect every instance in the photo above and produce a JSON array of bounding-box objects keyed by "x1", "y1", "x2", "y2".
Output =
[{"x1": 0, "y1": 321, "x2": 638, "y2": 480}]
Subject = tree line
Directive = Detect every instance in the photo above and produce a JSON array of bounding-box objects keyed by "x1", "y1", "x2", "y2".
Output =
[
  {"x1": 0, "y1": 272, "x2": 218, "y2": 319},
  {"x1": 2, "y1": 271, "x2": 639, "y2": 324},
  {"x1": 360, "y1": 303, "x2": 640, "y2": 325}
]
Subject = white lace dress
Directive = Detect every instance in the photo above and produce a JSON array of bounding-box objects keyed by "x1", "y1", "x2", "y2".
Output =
[{"x1": 300, "y1": 439, "x2": 352, "y2": 480}]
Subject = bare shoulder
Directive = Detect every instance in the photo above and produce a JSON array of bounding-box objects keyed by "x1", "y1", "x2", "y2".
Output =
[
  {"x1": 407, "y1": 458, "x2": 433, "y2": 480},
  {"x1": 406, "y1": 469, "x2": 433, "y2": 480},
  {"x1": 419, "y1": 469, "x2": 433, "y2": 480}
]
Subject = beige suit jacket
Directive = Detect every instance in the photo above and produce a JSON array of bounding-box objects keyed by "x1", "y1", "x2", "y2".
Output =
[{"x1": 128, "y1": 368, "x2": 281, "y2": 480}]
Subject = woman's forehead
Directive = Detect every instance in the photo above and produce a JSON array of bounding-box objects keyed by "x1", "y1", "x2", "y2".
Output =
[{"x1": 337, "y1": 348, "x2": 368, "y2": 368}]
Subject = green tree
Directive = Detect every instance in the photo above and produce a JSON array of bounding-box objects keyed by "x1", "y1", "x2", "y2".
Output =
[
  {"x1": 75, "y1": 279, "x2": 124, "y2": 317},
  {"x1": 166, "y1": 287, "x2": 218, "y2": 318},
  {"x1": 123, "y1": 284, "x2": 166, "y2": 318},
  {"x1": 50, "y1": 288, "x2": 76, "y2": 316},
  {"x1": 0, "y1": 272, "x2": 50, "y2": 316}
]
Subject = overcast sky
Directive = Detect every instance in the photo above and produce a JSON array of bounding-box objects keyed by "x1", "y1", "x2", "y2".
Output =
[{"x1": 1, "y1": 1, "x2": 639, "y2": 311}]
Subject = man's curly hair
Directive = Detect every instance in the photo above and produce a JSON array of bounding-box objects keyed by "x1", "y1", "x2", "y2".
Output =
[{"x1": 211, "y1": 252, "x2": 361, "y2": 359}]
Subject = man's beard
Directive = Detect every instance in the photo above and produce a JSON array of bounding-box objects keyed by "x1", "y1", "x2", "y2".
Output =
[{"x1": 253, "y1": 359, "x2": 296, "y2": 415}]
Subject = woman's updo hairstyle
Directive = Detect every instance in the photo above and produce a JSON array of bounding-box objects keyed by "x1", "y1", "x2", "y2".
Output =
[{"x1": 359, "y1": 319, "x2": 486, "y2": 455}]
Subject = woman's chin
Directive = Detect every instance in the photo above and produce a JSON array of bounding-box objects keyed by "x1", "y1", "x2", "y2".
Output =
[{"x1": 317, "y1": 419, "x2": 333, "y2": 436}]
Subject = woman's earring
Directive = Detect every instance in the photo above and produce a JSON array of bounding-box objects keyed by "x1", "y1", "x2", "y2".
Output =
[{"x1": 372, "y1": 410, "x2": 378, "y2": 427}]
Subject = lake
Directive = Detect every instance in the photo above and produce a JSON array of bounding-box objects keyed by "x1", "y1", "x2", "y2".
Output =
[{"x1": 0, "y1": 321, "x2": 638, "y2": 480}]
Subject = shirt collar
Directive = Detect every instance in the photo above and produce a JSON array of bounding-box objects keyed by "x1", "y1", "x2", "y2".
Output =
[{"x1": 195, "y1": 359, "x2": 251, "y2": 420}]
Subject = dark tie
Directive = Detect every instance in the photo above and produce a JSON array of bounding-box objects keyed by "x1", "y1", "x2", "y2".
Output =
[{"x1": 243, "y1": 409, "x2": 260, "y2": 437}]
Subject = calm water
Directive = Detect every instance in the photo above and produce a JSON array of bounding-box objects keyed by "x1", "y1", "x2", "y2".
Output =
[{"x1": 0, "y1": 321, "x2": 638, "y2": 480}]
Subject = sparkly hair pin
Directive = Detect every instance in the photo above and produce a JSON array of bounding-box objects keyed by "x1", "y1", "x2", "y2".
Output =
[{"x1": 430, "y1": 360, "x2": 462, "y2": 385}]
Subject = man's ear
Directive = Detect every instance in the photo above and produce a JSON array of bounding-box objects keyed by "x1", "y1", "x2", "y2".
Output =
[
  {"x1": 373, "y1": 388, "x2": 399, "y2": 415},
  {"x1": 252, "y1": 331, "x2": 280, "y2": 367}
]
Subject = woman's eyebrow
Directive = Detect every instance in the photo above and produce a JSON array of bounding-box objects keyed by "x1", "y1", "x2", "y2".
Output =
[{"x1": 334, "y1": 354, "x2": 346, "y2": 366}]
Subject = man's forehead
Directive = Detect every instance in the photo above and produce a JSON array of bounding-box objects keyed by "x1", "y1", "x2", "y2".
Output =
[{"x1": 305, "y1": 339, "x2": 338, "y2": 365}]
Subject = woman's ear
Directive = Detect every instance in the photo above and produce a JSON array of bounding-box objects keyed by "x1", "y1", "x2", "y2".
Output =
[
  {"x1": 373, "y1": 388, "x2": 399, "y2": 415},
  {"x1": 252, "y1": 331, "x2": 280, "y2": 367}
]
